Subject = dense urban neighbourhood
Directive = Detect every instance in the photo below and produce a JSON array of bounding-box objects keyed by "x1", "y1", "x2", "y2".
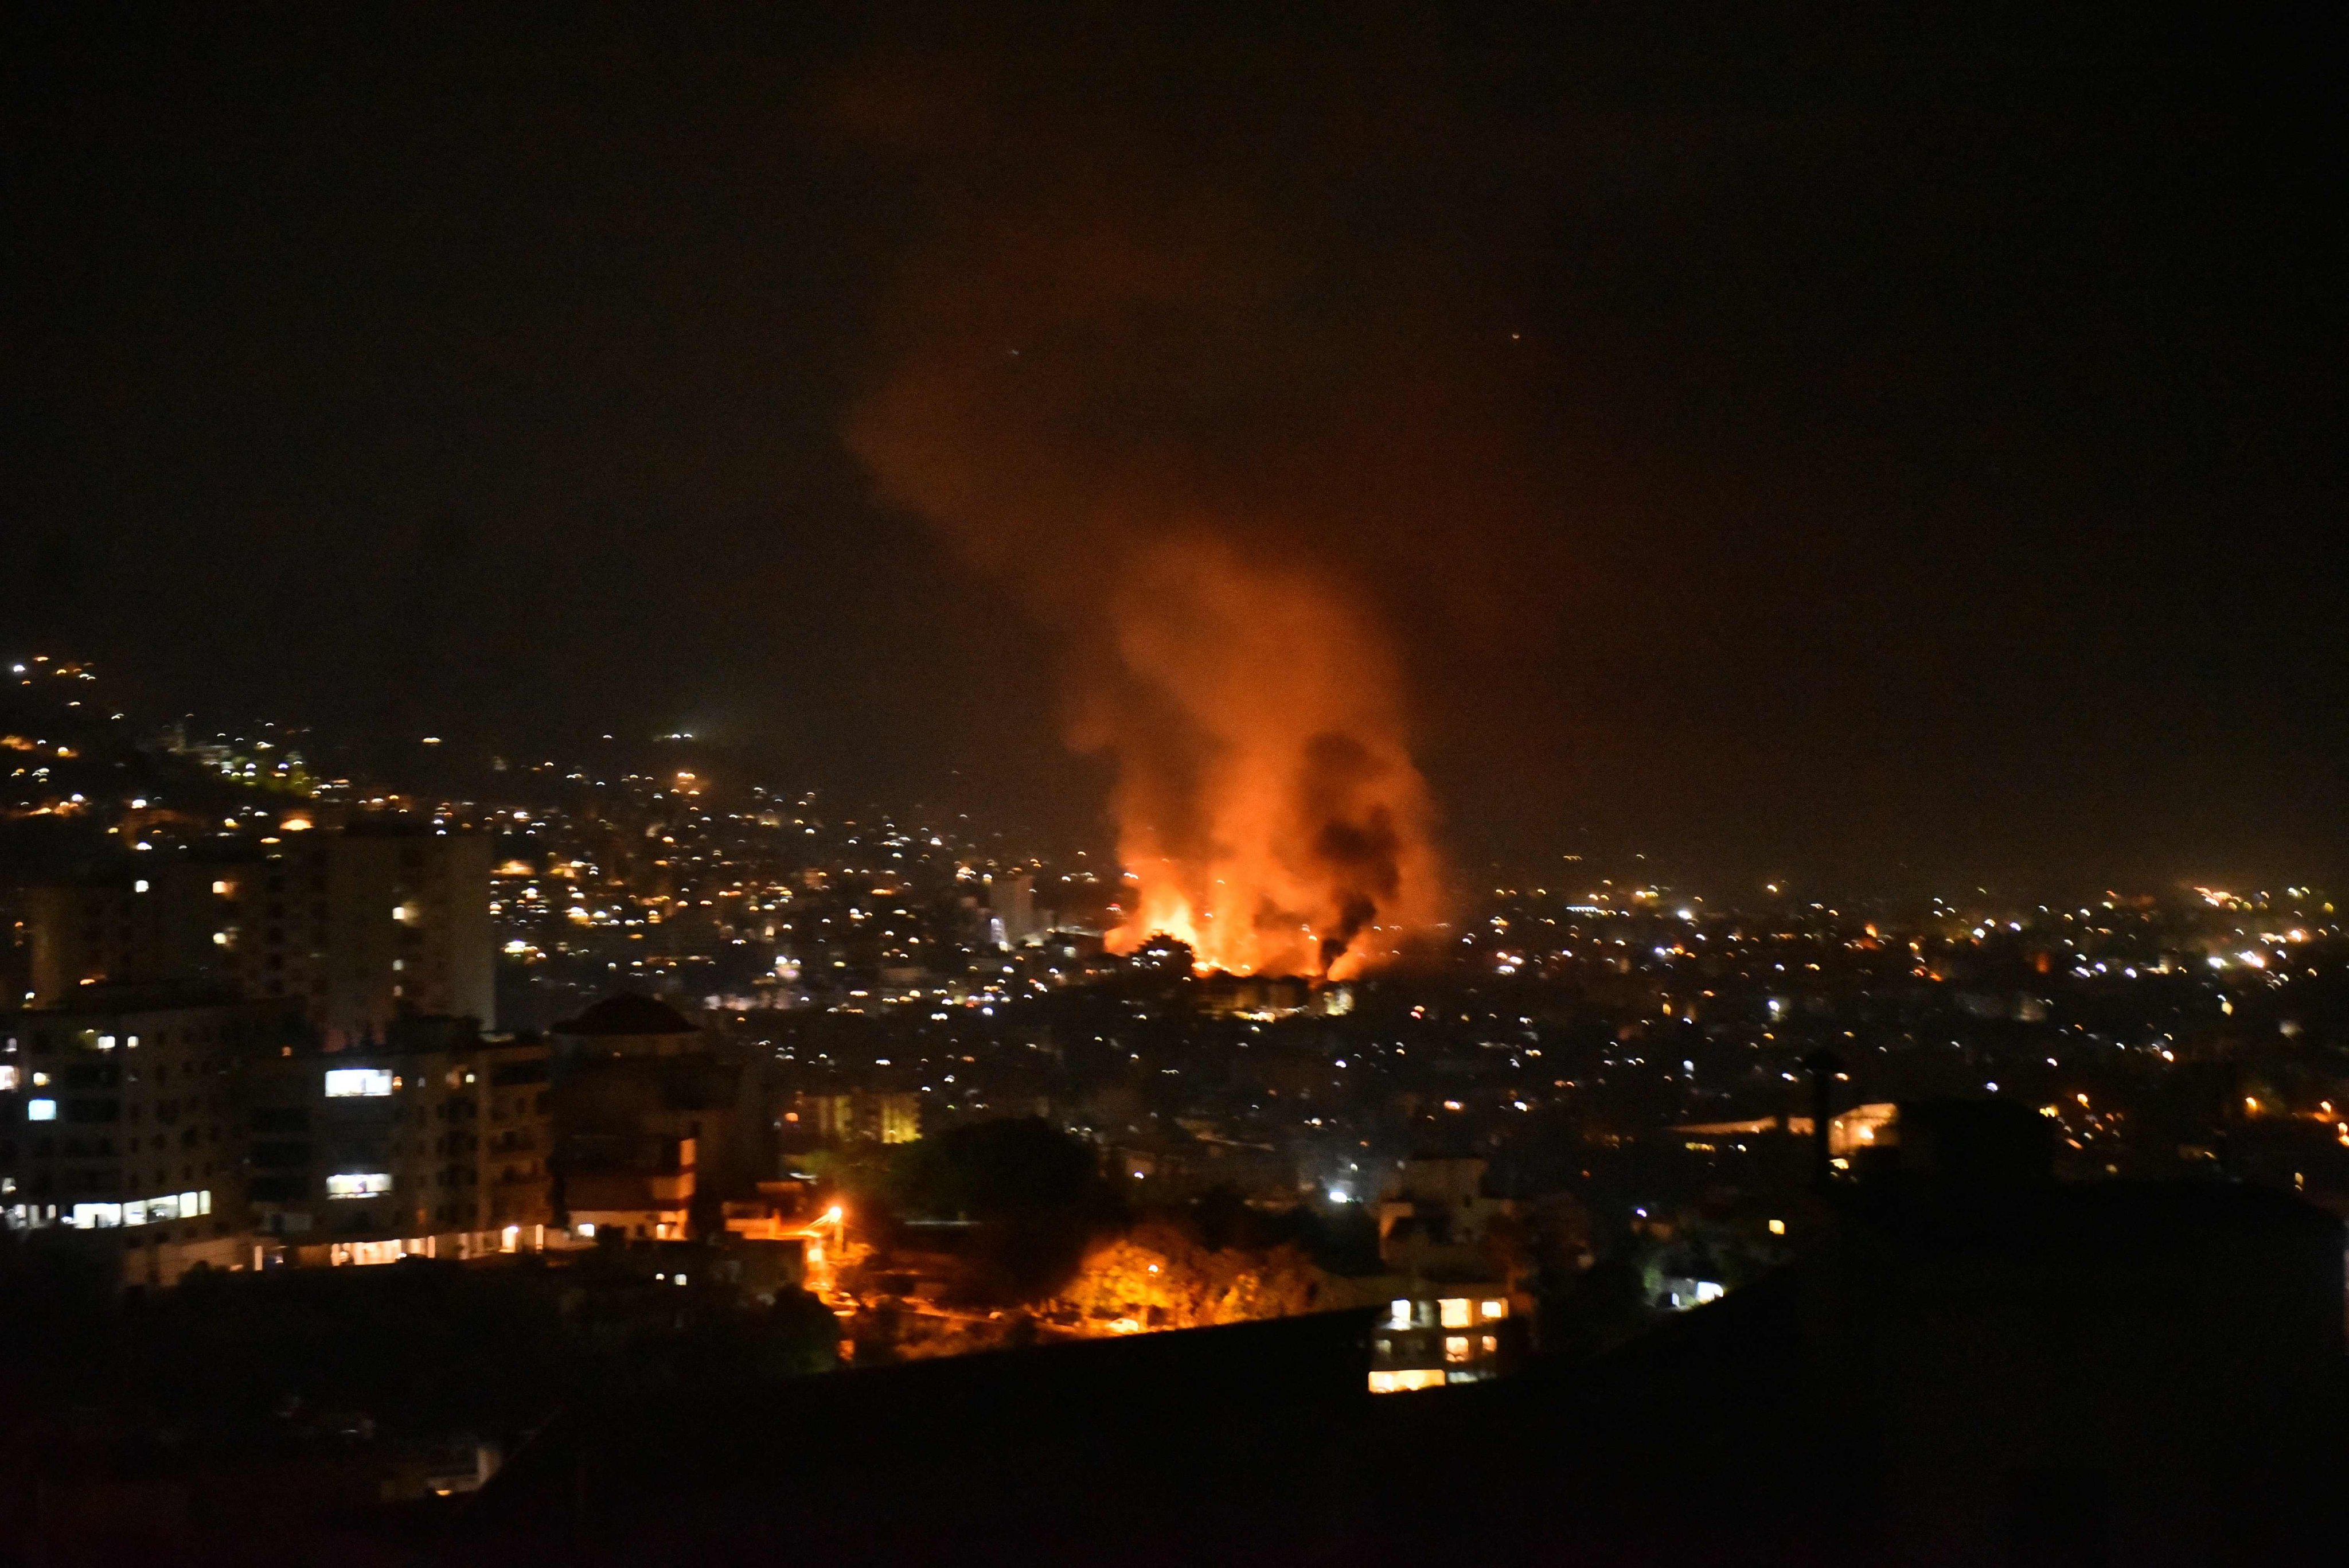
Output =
[{"x1": 7, "y1": 654, "x2": 2348, "y2": 1558}]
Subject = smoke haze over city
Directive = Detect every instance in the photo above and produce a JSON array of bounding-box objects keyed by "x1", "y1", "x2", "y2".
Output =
[
  {"x1": 10, "y1": 9, "x2": 2349, "y2": 1563},
  {"x1": 6, "y1": 4, "x2": 2344, "y2": 892}
]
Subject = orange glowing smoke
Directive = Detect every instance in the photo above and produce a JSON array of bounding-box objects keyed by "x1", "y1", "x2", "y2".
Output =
[
  {"x1": 1085, "y1": 536, "x2": 1441, "y2": 978},
  {"x1": 838, "y1": 126, "x2": 1453, "y2": 977}
]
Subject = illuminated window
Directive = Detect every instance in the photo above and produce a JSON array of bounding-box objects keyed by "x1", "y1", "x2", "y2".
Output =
[
  {"x1": 1768, "y1": 1218, "x2": 1786, "y2": 1236},
  {"x1": 123, "y1": 1192, "x2": 204, "y2": 1224},
  {"x1": 324, "y1": 1068, "x2": 394, "y2": 1098},
  {"x1": 1445, "y1": 1335, "x2": 1470, "y2": 1363},
  {"x1": 331, "y1": 1240, "x2": 405, "y2": 1266},
  {"x1": 1439, "y1": 1298, "x2": 1472, "y2": 1328},
  {"x1": 96, "y1": 1035, "x2": 116, "y2": 1051},
  {"x1": 1480, "y1": 1299, "x2": 1506, "y2": 1320},
  {"x1": 1827, "y1": 1102, "x2": 1899, "y2": 1157},
  {"x1": 1367, "y1": 1369, "x2": 1446, "y2": 1394},
  {"x1": 1387, "y1": 1298, "x2": 1413, "y2": 1329},
  {"x1": 27, "y1": 1099, "x2": 56, "y2": 1122},
  {"x1": 69, "y1": 1202, "x2": 123, "y2": 1229},
  {"x1": 0, "y1": 1066, "x2": 17, "y2": 1091},
  {"x1": 212, "y1": 880, "x2": 233, "y2": 896},
  {"x1": 1481, "y1": 1335, "x2": 1497, "y2": 1354},
  {"x1": 326, "y1": 1172, "x2": 393, "y2": 1198}
]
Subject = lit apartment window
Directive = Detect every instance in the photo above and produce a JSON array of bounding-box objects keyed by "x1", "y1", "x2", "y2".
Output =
[
  {"x1": 0, "y1": 1066, "x2": 17, "y2": 1091},
  {"x1": 1367, "y1": 1370, "x2": 1446, "y2": 1394},
  {"x1": 124, "y1": 1191, "x2": 211, "y2": 1224},
  {"x1": 1444, "y1": 1336, "x2": 1471, "y2": 1363},
  {"x1": 326, "y1": 1172, "x2": 393, "y2": 1198},
  {"x1": 1480, "y1": 1299, "x2": 1506, "y2": 1320},
  {"x1": 27, "y1": 1099, "x2": 56, "y2": 1122},
  {"x1": 1387, "y1": 1298, "x2": 1413, "y2": 1329},
  {"x1": 324, "y1": 1068, "x2": 395, "y2": 1098},
  {"x1": 1439, "y1": 1298, "x2": 1472, "y2": 1328}
]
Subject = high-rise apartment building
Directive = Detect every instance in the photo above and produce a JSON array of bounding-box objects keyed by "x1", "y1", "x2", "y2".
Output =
[
  {"x1": 799, "y1": 1089, "x2": 922, "y2": 1145},
  {"x1": 986, "y1": 871, "x2": 1040, "y2": 949},
  {"x1": 21, "y1": 865, "x2": 231, "y2": 1005},
  {"x1": 1, "y1": 991, "x2": 309, "y2": 1286},
  {"x1": 224, "y1": 825, "x2": 494, "y2": 1048},
  {"x1": 23, "y1": 825, "x2": 493, "y2": 1048},
  {"x1": 245, "y1": 1016, "x2": 553, "y2": 1264}
]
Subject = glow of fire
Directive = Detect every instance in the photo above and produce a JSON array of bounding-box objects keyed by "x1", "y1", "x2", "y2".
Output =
[{"x1": 1093, "y1": 538, "x2": 1443, "y2": 980}]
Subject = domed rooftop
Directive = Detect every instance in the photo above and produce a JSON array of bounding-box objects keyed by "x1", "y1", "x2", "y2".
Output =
[{"x1": 555, "y1": 993, "x2": 699, "y2": 1037}]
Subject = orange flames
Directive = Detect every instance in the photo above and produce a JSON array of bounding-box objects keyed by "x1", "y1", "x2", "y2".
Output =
[
  {"x1": 1086, "y1": 537, "x2": 1441, "y2": 978},
  {"x1": 838, "y1": 159, "x2": 1451, "y2": 978}
]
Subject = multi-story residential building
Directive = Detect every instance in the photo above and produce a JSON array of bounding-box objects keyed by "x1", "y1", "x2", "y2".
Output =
[
  {"x1": 1375, "y1": 1155, "x2": 1517, "y2": 1279},
  {"x1": 223, "y1": 825, "x2": 495, "y2": 1048},
  {"x1": 800, "y1": 1089, "x2": 922, "y2": 1145},
  {"x1": 1364, "y1": 1155, "x2": 1525, "y2": 1391},
  {"x1": 549, "y1": 993, "x2": 703, "y2": 1059},
  {"x1": 0, "y1": 989, "x2": 309, "y2": 1286},
  {"x1": 21, "y1": 825, "x2": 494, "y2": 1049},
  {"x1": 245, "y1": 1017, "x2": 553, "y2": 1265},
  {"x1": 549, "y1": 993, "x2": 771, "y2": 1236},
  {"x1": 561, "y1": 1133, "x2": 697, "y2": 1242},
  {"x1": 20, "y1": 865, "x2": 233, "y2": 1005},
  {"x1": 1367, "y1": 1290, "x2": 1517, "y2": 1393}
]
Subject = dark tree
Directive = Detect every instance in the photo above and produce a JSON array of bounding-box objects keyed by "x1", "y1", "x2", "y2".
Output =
[{"x1": 889, "y1": 1117, "x2": 1123, "y2": 1302}]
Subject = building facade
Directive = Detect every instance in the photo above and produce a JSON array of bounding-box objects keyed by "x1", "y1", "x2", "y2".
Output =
[
  {"x1": 21, "y1": 865, "x2": 233, "y2": 1005},
  {"x1": 21, "y1": 826, "x2": 495, "y2": 1050},
  {"x1": 1368, "y1": 1292, "x2": 1517, "y2": 1392},
  {"x1": 0, "y1": 990, "x2": 308, "y2": 1286},
  {"x1": 224, "y1": 826, "x2": 494, "y2": 1047},
  {"x1": 245, "y1": 1018, "x2": 554, "y2": 1263},
  {"x1": 801, "y1": 1089, "x2": 921, "y2": 1145}
]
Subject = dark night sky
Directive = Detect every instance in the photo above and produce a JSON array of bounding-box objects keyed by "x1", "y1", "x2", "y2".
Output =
[{"x1": 5, "y1": 4, "x2": 2343, "y2": 894}]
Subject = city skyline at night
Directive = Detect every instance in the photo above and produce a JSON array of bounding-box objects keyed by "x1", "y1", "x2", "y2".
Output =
[
  {"x1": 5, "y1": 6, "x2": 2345, "y2": 1563},
  {"x1": 7, "y1": 5, "x2": 2341, "y2": 896}
]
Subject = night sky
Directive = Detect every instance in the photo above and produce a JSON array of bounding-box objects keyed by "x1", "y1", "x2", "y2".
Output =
[{"x1": 7, "y1": 4, "x2": 2342, "y2": 893}]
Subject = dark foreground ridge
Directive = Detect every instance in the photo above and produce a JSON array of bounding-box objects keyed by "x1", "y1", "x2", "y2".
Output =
[{"x1": 446, "y1": 1178, "x2": 2349, "y2": 1566}]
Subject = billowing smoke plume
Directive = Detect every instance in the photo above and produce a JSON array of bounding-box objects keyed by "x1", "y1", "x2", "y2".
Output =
[
  {"x1": 1080, "y1": 534, "x2": 1441, "y2": 977},
  {"x1": 845, "y1": 204, "x2": 1448, "y2": 974},
  {"x1": 837, "y1": 34, "x2": 1486, "y2": 976}
]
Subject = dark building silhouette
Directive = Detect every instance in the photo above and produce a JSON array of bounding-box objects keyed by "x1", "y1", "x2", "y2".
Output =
[
  {"x1": 18, "y1": 825, "x2": 494, "y2": 1049},
  {"x1": 548, "y1": 995, "x2": 770, "y2": 1239},
  {"x1": 451, "y1": 1105, "x2": 2348, "y2": 1566}
]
